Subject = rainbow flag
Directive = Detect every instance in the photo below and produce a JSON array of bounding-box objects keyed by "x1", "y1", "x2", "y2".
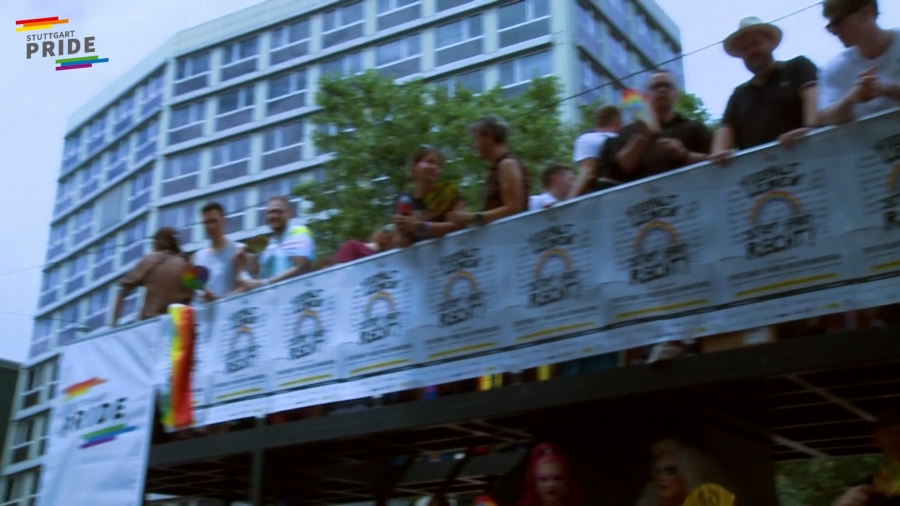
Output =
[
  {"x1": 160, "y1": 304, "x2": 195, "y2": 430},
  {"x1": 622, "y1": 89, "x2": 658, "y2": 132}
]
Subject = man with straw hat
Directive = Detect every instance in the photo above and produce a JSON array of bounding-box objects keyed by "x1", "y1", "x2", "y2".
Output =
[
  {"x1": 818, "y1": 0, "x2": 900, "y2": 125},
  {"x1": 710, "y1": 17, "x2": 819, "y2": 165}
]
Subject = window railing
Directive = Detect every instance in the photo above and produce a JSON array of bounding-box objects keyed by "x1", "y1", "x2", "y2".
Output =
[{"x1": 50, "y1": 108, "x2": 900, "y2": 429}]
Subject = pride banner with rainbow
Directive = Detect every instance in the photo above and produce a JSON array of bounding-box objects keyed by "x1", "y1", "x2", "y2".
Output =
[{"x1": 160, "y1": 304, "x2": 196, "y2": 430}]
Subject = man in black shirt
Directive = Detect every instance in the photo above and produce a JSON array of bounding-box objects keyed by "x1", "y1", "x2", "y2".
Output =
[
  {"x1": 710, "y1": 17, "x2": 819, "y2": 165},
  {"x1": 598, "y1": 70, "x2": 712, "y2": 185}
]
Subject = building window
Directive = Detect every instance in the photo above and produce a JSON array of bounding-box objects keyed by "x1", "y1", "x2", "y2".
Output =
[
  {"x1": 65, "y1": 254, "x2": 89, "y2": 294},
  {"x1": 434, "y1": 68, "x2": 485, "y2": 95},
  {"x1": 159, "y1": 201, "x2": 197, "y2": 246},
  {"x1": 129, "y1": 168, "x2": 153, "y2": 213},
  {"x1": 607, "y1": 33, "x2": 629, "y2": 78},
  {"x1": 376, "y1": 34, "x2": 421, "y2": 79},
  {"x1": 174, "y1": 52, "x2": 211, "y2": 96},
  {"x1": 140, "y1": 72, "x2": 165, "y2": 116},
  {"x1": 39, "y1": 268, "x2": 61, "y2": 307},
  {"x1": 10, "y1": 418, "x2": 35, "y2": 464},
  {"x1": 322, "y1": 1, "x2": 364, "y2": 48},
  {"x1": 79, "y1": 160, "x2": 102, "y2": 199},
  {"x1": 258, "y1": 176, "x2": 305, "y2": 225},
  {"x1": 106, "y1": 140, "x2": 130, "y2": 181},
  {"x1": 436, "y1": 0, "x2": 474, "y2": 11},
  {"x1": 211, "y1": 137, "x2": 251, "y2": 184},
  {"x1": 211, "y1": 189, "x2": 248, "y2": 234},
  {"x1": 321, "y1": 52, "x2": 363, "y2": 78},
  {"x1": 29, "y1": 320, "x2": 53, "y2": 359},
  {"x1": 113, "y1": 95, "x2": 135, "y2": 135},
  {"x1": 263, "y1": 120, "x2": 305, "y2": 170},
  {"x1": 134, "y1": 120, "x2": 159, "y2": 164},
  {"x1": 62, "y1": 134, "x2": 81, "y2": 170},
  {"x1": 377, "y1": 0, "x2": 421, "y2": 30},
  {"x1": 93, "y1": 235, "x2": 117, "y2": 280},
  {"x1": 2, "y1": 470, "x2": 41, "y2": 504},
  {"x1": 216, "y1": 86, "x2": 255, "y2": 132},
  {"x1": 58, "y1": 303, "x2": 81, "y2": 346},
  {"x1": 498, "y1": 0, "x2": 550, "y2": 48},
  {"x1": 47, "y1": 221, "x2": 68, "y2": 261},
  {"x1": 119, "y1": 290, "x2": 141, "y2": 323},
  {"x1": 73, "y1": 206, "x2": 95, "y2": 245},
  {"x1": 122, "y1": 219, "x2": 147, "y2": 265},
  {"x1": 169, "y1": 101, "x2": 206, "y2": 145},
  {"x1": 435, "y1": 15, "x2": 483, "y2": 67},
  {"x1": 579, "y1": 57, "x2": 615, "y2": 104},
  {"x1": 162, "y1": 151, "x2": 201, "y2": 197},
  {"x1": 54, "y1": 175, "x2": 77, "y2": 215},
  {"x1": 98, "y1": 183, "x2": 126, "y2": 232},
  {"x1": 270, "y1": 19, "x2": 311, "y2": 65},
  {"x1": 266, "y1": 70, "x2": 307, "y2": 117},
  {"x1": 87, "y1": 115, "x2": 107, "y2": 153},
  {"x1": 500, "y1": 50, "x2": 553, "y2": 97},
  {"x1": 86, "y1": 287, "x2": 110, "y2": 332},
  {"x1": 221, "y1": 36, "x2": 259, "y2": 81}
]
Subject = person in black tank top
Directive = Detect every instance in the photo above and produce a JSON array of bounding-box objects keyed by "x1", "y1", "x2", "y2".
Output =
[
  {"x1": 448, "y1": 115, "x2": 529, "y2": 228},
  {"x1": 393, "y1": 145, "x2": 465, "y2": 246}
]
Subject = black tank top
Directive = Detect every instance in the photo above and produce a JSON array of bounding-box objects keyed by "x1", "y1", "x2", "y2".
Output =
[{"x1": 482, "y1": 152, "x2": 529, "y2": 213}]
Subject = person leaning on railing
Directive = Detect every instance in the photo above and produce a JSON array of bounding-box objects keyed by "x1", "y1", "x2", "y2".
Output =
[
  {"x1": 393, "y1": 145, "x2": 465, "y2": 246},
  {"x1": 111, "y1": 227, "x2": 193, "y2": 327}
]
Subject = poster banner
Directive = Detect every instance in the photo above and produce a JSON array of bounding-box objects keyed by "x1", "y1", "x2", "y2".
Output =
[
  {"x1": 504, "y1": 202, "x2": 606, "y2": 371},
  {"x1": 269, "y1": 269, "x2": 346, "y2": 414},
  {"x1": 206, "y1": 291, "x2": 274, "y2": 424},
  {"x1": 599, "y1": 170, "x2": 724, "y2": 346},
  {"x1": 39, "y1": 321, "x2": 157, "y2": 506},
  {"x1": 412, "y1": 227, "x2": 511, "y2": 385},
  {"x1": 841, "y1": 111, "x2": 900, "y2": 307},
  {"x1": 341, "y1": 252, "x2": 421, "y2": 398},
  {"x1": 714, "y1": 133, "x2": 854, "y2": 332}
]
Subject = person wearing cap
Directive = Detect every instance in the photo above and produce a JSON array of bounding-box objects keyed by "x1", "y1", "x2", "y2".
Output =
[
  {"x1": 818, "y1": 0, "x2": 900, "y2": 125},
  {"x1": 834, "y1": 410, "x2": 900, "y2": 506},
  {"x1": 709, "y1": 17, "x2": 819, "y2": 165}
]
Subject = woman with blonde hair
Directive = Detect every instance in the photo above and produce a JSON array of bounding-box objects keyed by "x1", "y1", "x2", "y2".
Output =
[{"x1": 635, "y1": 438, "x2": 729, "y2": 506}]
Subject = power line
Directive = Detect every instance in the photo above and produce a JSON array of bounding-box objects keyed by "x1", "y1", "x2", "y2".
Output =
[{"x1": 0, "y1": 1, "x2": 825, "y2": 283}]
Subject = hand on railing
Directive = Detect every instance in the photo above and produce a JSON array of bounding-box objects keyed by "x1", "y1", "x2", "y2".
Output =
[{"x1": 778, "y1": 127, "x2": 811, "y2": 150}]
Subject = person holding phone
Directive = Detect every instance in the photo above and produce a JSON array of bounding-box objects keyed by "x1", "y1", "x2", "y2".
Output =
[{"x1": 393, "y1": 145, "x2": 464, "y2": 246}]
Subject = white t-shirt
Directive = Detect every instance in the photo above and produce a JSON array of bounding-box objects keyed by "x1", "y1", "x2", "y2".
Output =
[
  {"x1": 572, "y1": 131, "x2": 617, "y2": 163},
  {"x1": 529, "y1": 192, "x2": 558, "y2": 211},
  {"x1": 193, "y1": 240, "x2": 242, "y2": 298},
  {"x1": 819, "y1": 29, "x2": 900, "y2": 119}
]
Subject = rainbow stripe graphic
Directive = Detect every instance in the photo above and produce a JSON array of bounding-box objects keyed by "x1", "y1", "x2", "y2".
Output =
[
  {"x1": 161, "y1": 304, "x2": 195, "y2": 431},
  {"x1": 63, "y1": 377, "x2": 105, "y2": 400},
  {"x1": 79, "y1": 423, "x2": 137, "y2": 449},
  {"x1": 633, "y1": 220, "x2": 680, "y2": 253},
  {"x1": 533, "y1": 248, "x2": 573, "y2": 278},
  {"x1": 750, "y1": 190, "x2": 803, "y2": 224},
  {"x1": 15, "y1": 16, "x2": 69, "y2": 32},
  {"x1": 296, "y1": 310, "x2": 322, "y2": 332},
  {"x1": 365, "y1": 291, "x2": 396, "y2": 317},
  {"x1": 443, "y1": 270, "x2": 479, "y2": 298},
  {"x1": 56, "y1": 55, "x2": 109, "y2": 71},
  {"x1": 888, "y1": 164, "x2": 900, "y2": 193}
]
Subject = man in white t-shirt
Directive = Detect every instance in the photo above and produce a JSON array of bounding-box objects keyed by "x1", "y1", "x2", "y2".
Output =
[
  {"x1": 569, "y1": 105, "x2": 623, "y2": 198},
  {"x1": 193, "y1": 202, "x2": 245, "y2": 301},
  {"x1": 529, "y1": 164, "x2": 574, "y2": 211},
  {"x1": 818, "y1": 0, "x2": 900, "y2": 125}
]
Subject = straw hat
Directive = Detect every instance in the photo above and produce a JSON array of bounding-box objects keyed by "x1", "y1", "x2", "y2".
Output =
[{"x1": 723, "y1": 17, "x2": 783, "y2": 57}]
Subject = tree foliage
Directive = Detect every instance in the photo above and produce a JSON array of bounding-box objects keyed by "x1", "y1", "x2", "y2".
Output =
[
  {"x1": 675, "y1": 92, "x2": 712, "y2": 126},
  {"x1": 294, "y1": 71, "x2": 573, "y2": 255},
  {"x1": 776, "y1": 455, "x2": 882, "y2": 506}
]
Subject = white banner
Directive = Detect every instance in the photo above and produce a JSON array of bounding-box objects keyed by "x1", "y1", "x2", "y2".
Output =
[
  {"x1": 39, "y1": 321, "x2": 157, "y2": 506},
  {"x1": 206, "y1": 292, "x2": 274, "y2": 424}
]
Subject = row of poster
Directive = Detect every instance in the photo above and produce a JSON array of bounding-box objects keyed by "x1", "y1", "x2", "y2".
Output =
[{"x1": 152, "y1": 110, "x2": 900, "y2": 427}]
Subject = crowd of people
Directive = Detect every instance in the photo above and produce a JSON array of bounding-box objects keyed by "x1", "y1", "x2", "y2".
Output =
[{"x1": 111, "y1": 1, "x2": 900, "y2": 503}]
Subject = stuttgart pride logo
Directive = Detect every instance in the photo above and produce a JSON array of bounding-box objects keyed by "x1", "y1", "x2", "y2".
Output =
[{"x1": 16, "y1": 16, "x2": 109, "y2": 70}]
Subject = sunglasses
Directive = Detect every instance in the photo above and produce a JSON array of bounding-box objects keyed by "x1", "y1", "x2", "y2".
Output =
[
  {"x1": 826, "y1": 7, "x2": 861, "y2": 34},
  {"x1": 649, "y1": 82, "x2": 675, "y2": 91}
]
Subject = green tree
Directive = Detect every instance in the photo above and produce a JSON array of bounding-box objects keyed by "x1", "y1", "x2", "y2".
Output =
[
  {"x1": 294, "y1": 70, "x2": 573, "y2": 255},
  {"x1": 675, "y1": 92, "x2": 712, "y2": 126},
  {"x1": 775, "y1": 455, "x2": 881, "y2": 506}
]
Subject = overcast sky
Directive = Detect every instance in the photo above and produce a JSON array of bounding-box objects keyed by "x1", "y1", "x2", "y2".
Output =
[{"x1": 1, "y1": 0, "x2": 898, "y2": 363}]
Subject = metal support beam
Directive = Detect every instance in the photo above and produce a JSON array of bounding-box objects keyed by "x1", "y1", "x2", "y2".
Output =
[
  {"x1": 250, "y1": 418, "x2": 265, "y2": 506},
  {"x1": 786, "y1": 375, "x2": 877, "y2": 423}
]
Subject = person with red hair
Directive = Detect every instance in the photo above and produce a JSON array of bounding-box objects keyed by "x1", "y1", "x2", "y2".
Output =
[{"x1": 518, "y1": 444, "x2": 585, "y2": 506}]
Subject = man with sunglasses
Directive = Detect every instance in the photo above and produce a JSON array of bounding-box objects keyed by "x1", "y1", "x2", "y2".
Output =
[
  {"x1": 597, "y1": 70, "x2": 712, "y2": 186},
  {"x1": 709, "y1": 17, "x2": 819, "y2": 165},
  {"x1": 819, "y1": 0, "x2": 900, "y2": 125}
]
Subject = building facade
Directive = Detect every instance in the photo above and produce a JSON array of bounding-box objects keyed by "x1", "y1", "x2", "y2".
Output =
[{"x1": 0, "y1": 0, "x2": 682, "y2": 502}]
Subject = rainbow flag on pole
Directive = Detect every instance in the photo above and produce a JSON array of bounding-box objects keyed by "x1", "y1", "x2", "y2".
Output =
[
  {"x1": 160, "y1": 304, "x2": 195, "y2": 430},
  {"x1": 622, "y1": 89, "x2": 659, "y2": 132}
]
